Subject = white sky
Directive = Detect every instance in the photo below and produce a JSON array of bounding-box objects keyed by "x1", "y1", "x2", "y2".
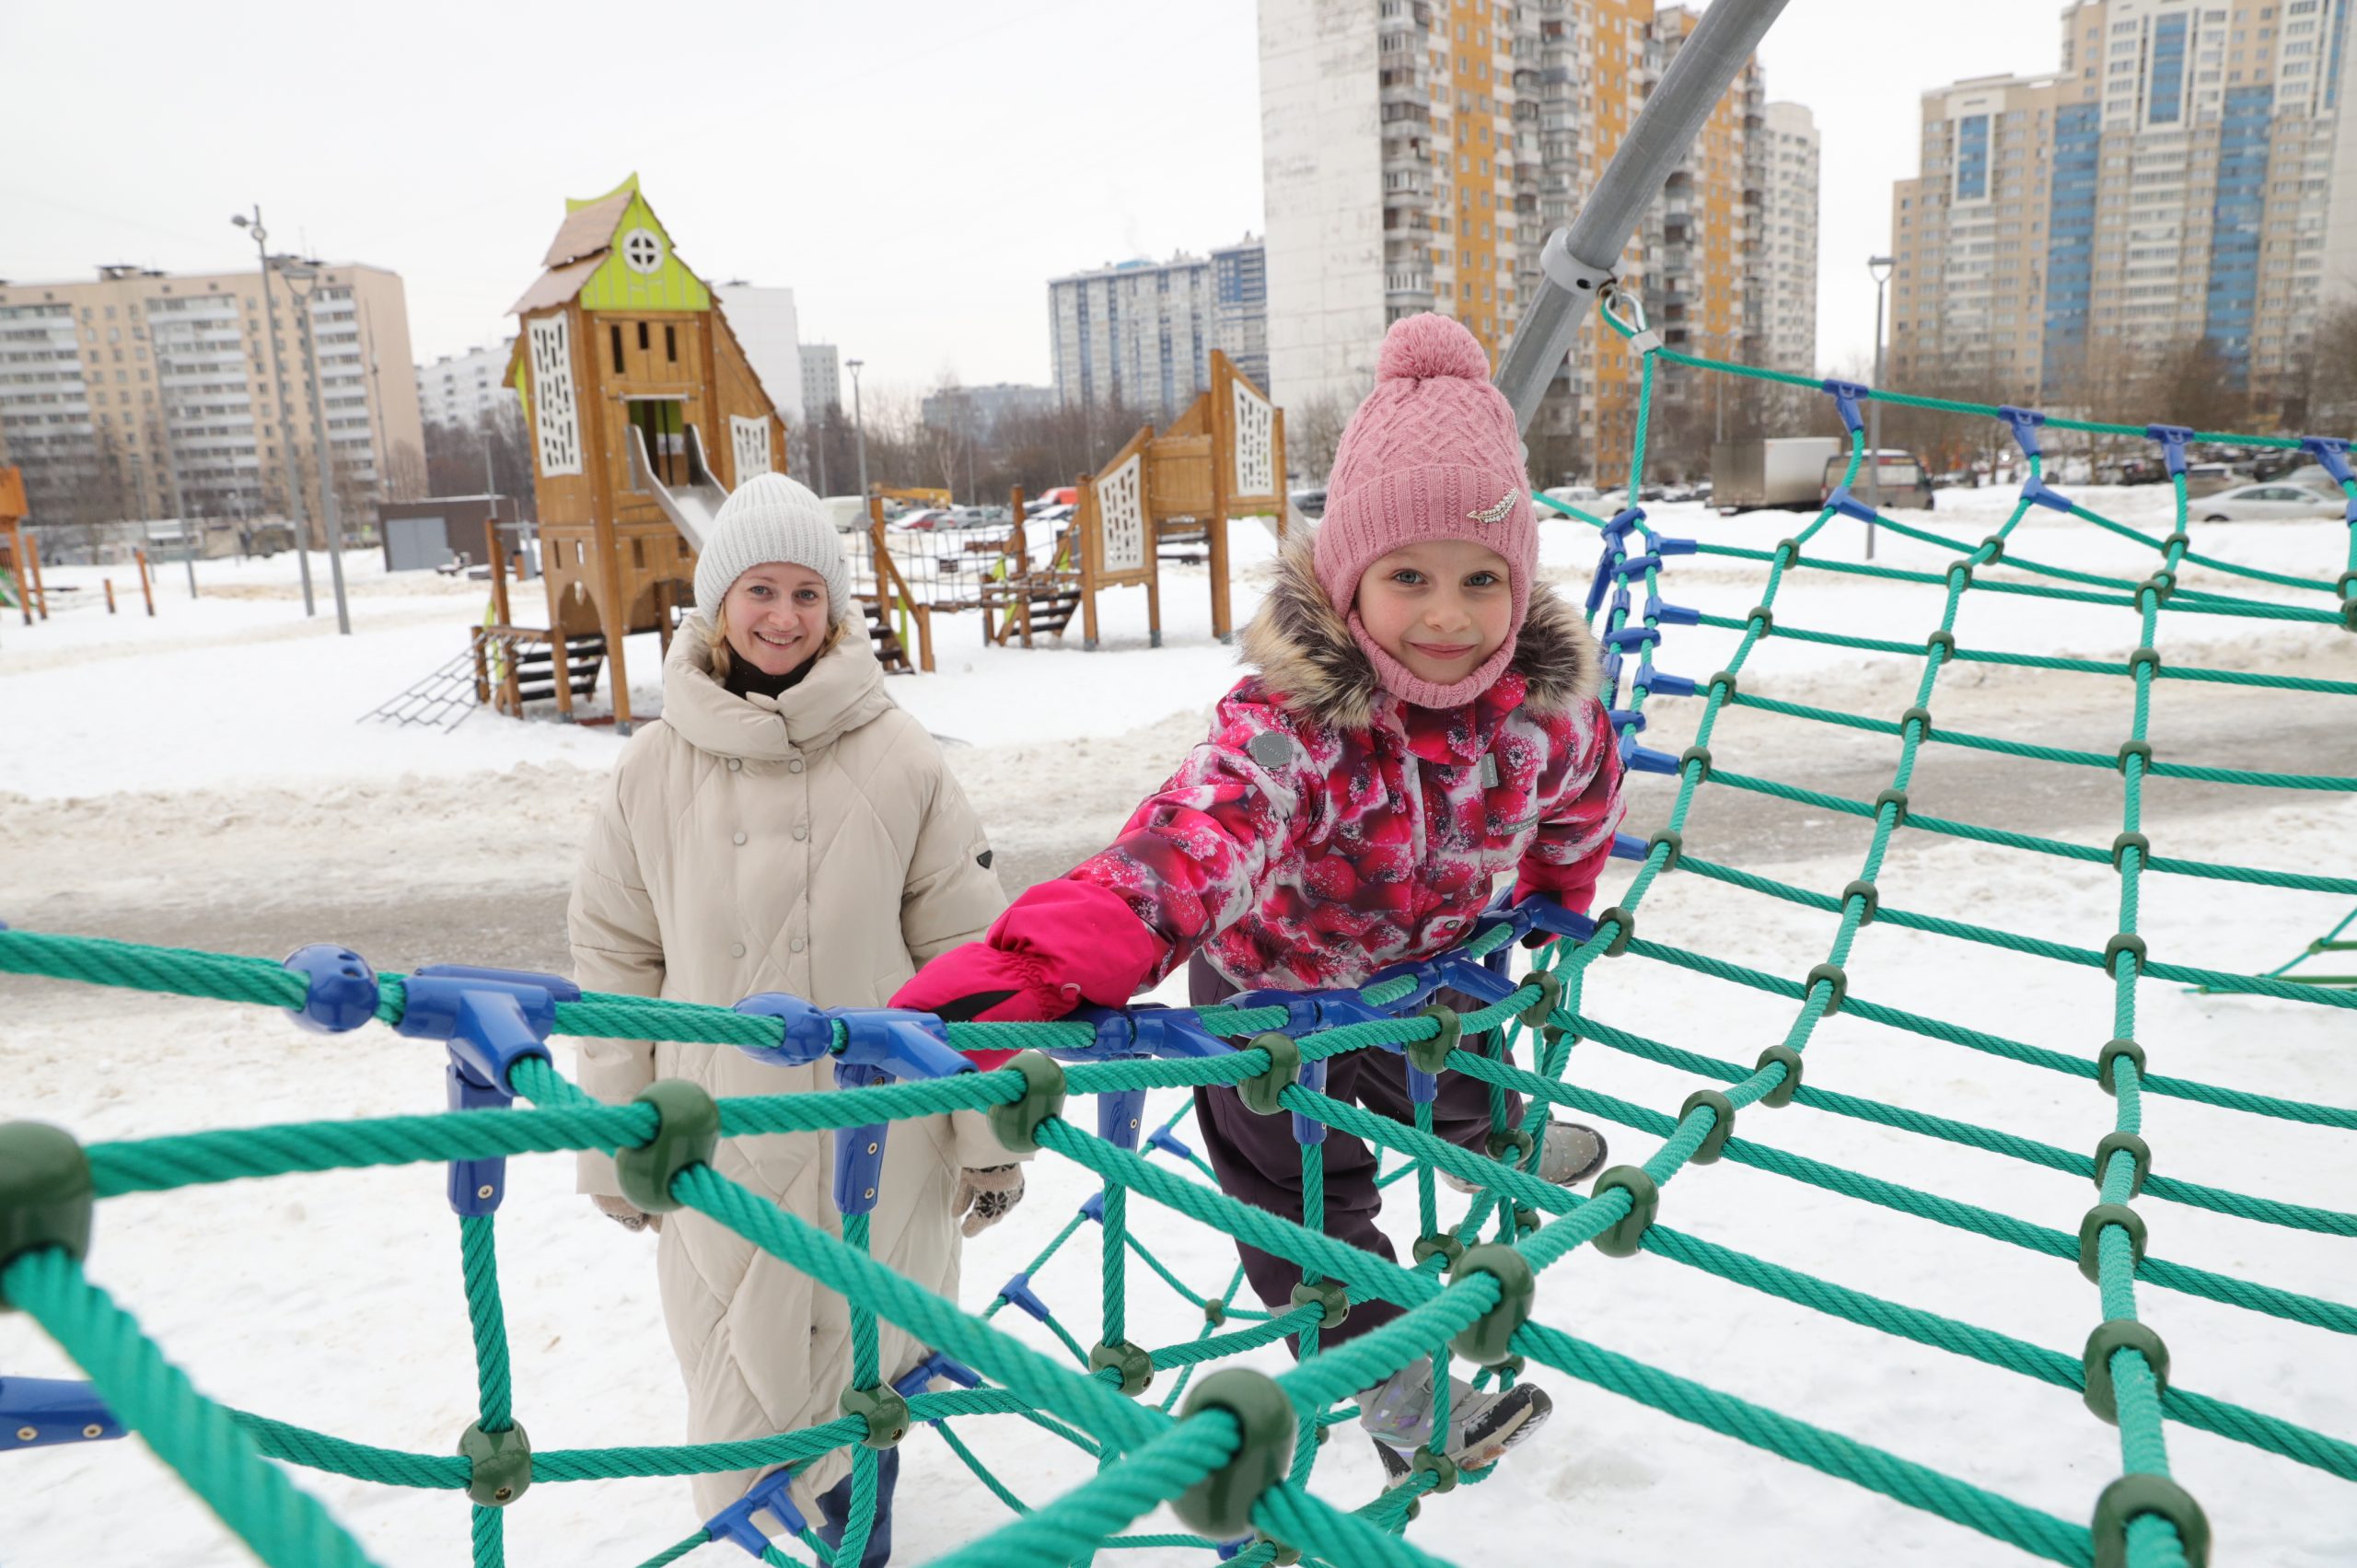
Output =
[{"x1": 6, "y1": 0, "x2": 2069, "y2": 401}]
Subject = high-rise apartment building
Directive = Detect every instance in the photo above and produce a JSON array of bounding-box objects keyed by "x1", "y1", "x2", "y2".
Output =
[
  {"x1": 1757, "y1": 101, "x2": 1821, "y2": 374},
  {"x1": 1261, "y1": 0, "x2": 1805, "y2": 482},
  {"x1": 1211, "y1": 237, "x2": 1272, "y2": 389},
  {"x1": 416, "y1": 338, "x2": 517, "y2": 427},
  {"x1": 1048, "y1": 238, "x2": 1268, "y2": 422},
  {"x1": 800, "y1": 342, "x2": 841, "y2": 417},
  {"x1": 712, "y1": 283, "x2": 804, "y2": 427},
  {"x1": 1890, "y1": 0, "x2": 2355, "y2": 410},
  {"x1": 0, "y1": 262, "x2": 422, "y2": 532}
]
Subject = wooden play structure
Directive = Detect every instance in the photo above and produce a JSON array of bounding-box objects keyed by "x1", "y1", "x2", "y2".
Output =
[
  {"x1": 0, "y1": 466, "x2": 47, "y2": 626},
  {"x1": 476, "y1": 173, "x2": 786, "y2": 732},
  {"x1": 848, "y1": 351, "x2": 1286, "y2": 663}
]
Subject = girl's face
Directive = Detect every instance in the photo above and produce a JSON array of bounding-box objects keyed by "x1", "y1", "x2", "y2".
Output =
[
  {"x1": 721, "y1": 563, "x2": 830, "y2": 676},
  {"x1": 1353, "y1": 540, "x2": 1514, "y2": 687}
]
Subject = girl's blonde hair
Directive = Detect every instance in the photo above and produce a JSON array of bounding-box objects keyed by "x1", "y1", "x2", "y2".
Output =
[{"x1": 707, "y1": 600, "x2": 849, "y2": 681}]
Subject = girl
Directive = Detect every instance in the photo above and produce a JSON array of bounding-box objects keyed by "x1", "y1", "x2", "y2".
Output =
[
  {"x1": 895, "y1": 314, "x2": 1625, "y2": 1478},
  {"x1": 570, "y1": 473, "x2": 1020, "y2": 1564}
]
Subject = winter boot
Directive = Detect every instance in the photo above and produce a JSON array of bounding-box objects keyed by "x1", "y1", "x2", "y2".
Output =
[
  {"x1": 1441, "y1": 1120, "x2": 1608, "y2": 1194},
  {"x1": 1358, "y1": 1356, "x2": 1553, "y2": 1479}
]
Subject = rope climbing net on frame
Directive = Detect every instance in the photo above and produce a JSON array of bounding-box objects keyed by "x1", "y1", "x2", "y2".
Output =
[{"x1": 4, "y1": 311, "x2": 2356, "y2": 1568}]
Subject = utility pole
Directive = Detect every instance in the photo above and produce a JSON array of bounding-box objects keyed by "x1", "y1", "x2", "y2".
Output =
[
  {"x1": 278, "y1": 261, "x2": 353, "y2": 634},
  {"x1": 1867, "y1": 254, "x2": 1895, "y2": 561},
  {"x1": 847, "y1": 358, "x2": 869, "y2": 499},
  {"x1": 232, "y1": 207, "x2": 315, "y2": 616}
]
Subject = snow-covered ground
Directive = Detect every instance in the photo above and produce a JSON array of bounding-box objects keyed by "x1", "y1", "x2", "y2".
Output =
[{"x1": 3, "y1": 493, "x2": 2353, "y2": 1568}]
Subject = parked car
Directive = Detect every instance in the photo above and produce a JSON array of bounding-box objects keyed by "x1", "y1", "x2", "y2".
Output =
[
  {"x1": 1821, "y1": 449, "x2": 1933, "y2": 511},
  {"x1": 1290, "y1": 487, "x2": 1329, "y2": 517},
  {"x1": 894, "y1": 507, "x2": 958, "y2": 531},
  {"x1": 2197, "y1": 483, "x2": 2344, "y2": 523},
  {"x1": 2183, "y1": 462, "x2": 2237, "y2": 497}
]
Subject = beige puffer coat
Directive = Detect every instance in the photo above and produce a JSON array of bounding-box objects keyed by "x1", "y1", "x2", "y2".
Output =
[{"x1": 569, "y1": 622, "x2": 1010, "y2": 1525}]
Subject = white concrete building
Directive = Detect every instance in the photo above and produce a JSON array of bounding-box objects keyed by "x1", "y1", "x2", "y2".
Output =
[
  {"x1": 415, "y1": 338, "x2": 517, "y2": 427},
  {"x1": 800, "y1": 342, "x2": 841, "y2": 417},
  {"x1": 712, "y1": 283, "x2": 803, "y2": 427},
  {"x1": 1049, "y1": 250, "x2": 1235, "y2": 423},
  {"x1": 1758, "y1": 101, "x2": 1820, "y2": 375}
]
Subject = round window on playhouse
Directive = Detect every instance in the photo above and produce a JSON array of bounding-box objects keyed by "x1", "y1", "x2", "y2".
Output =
[{"x1": 621, "y1": 227, "x2": 664, "y2": 274}]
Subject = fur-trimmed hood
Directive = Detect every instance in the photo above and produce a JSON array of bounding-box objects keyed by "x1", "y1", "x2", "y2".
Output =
[{"x1": 1238, "y1": 535, "x2": 1602, "y2": 731}]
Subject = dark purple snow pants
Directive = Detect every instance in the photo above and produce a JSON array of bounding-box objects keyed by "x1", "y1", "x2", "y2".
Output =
[{"x1": 1186, "y1": 955, "x2": 1522, "y2": 1356}]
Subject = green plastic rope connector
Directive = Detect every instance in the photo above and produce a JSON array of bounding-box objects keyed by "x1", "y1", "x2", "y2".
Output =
[
  {"x1": 1289, "y1": 1279, "x2": 1349, "y2": 1330},
  {"x1": 1706, "y1": 670, "x2": 1738, "y2": 703},
  {"x1": 1771, "y1": 538, "x2": 1802, "y2": 567},
  {"x1": 1239, "y1": 1032, "x2": 1303, "y2": 1116},
  {"x1": 1516, "y1": 970, "x2": 1562, "y2": 1032},
  {"x1": 1413, "y1": 1233, "x2": 1466, "y2": 1268},
  {"x1": 2077, "y1": 1203, "x2": 2149, "y2": 1283},
  {"x1": 1873, "y1": 788, "x2": 1910, "y2": 827},
  {"x1": 1513, "y1": 1204, "x2": 1539, "y2": 1237},
  {"x1": 2109, "y1": 831, "x2": 2151, "y2": 870},
  {"x1": 1746, "y1": 604, "x2": 1775, "y2": 634},
  {"x1": 1250, "y1": 1530, "x2": 1302, "y2": 1566},
  {"x1": 2138, "y1": 572, "x2": 2177, "y2": 605},
  {"x1": 1203, "y1": 1298, "x2": 1228, "y2": 1326},
  {"x1": 1595, "y1": 907, "x2": 1636, "y2": 958},
  {"x1": 2161, "y1": 529, "x2": 2190, "y2": 552},
  {"x1": 458, "y1": 1420, "x2": 532, "y2": 1507},
  {"x1": 1412, "y1": 1449, "x2": 1459, "y2": 1494},
  {"x1": 987, "y1": 1051, "x2": 1067, "y2": 1154},
  {"x1": 1977, "y1": 534, "x2": 2007, "y2": 564},
  {"x1": 1407, "y1": 1006, "x2": 1462, "y2": 1075},
  {"x1": 1589, "y1": 1166, "x2": 1659, "y2": 1259},
  {"x1": 1493, "y1": 1353, "x2": 1527, "y2": 1380},
  {"x1": 1945, "y1": 561, "x2": 1974, "y2": 589},
  {"x1": 1925, "y1": 628, "x2": 1956, "y2": 658},
  {"x1": 2338, "y1": 571, "x2": 2357, "y2": 631},
  {"x1": 2093, "y1": 1132, "x2": 2152, "y2": 1197},
  {"x1": 1486, "y1": 1128, "x2": 1536, "y2": 1168},
  {"x1": 1840, "y1": 879, "x2": 1880, "y2": 923},
  {"x1": 2091, "y1": 1473, "x2": 2210, "y2": 1568},
  {"x1": 2129, "y1": 645, "x2": 2163, "y2": 676},
  {"x1": 1088, "y1": 1339, "x2": 1155, "y2": 1397},
  {"x1": 1804, "y1": 962, "x2": 1849, "y2": 1016},
  {"x1": 1679, "y1": 745, "x2": 1714, "y2": 781},
  {"x1": 1648, "y1": 828, "x2": 1686, "y2": 871},
  {"x1": 1899, "y1": 704, "x2": 1934, "y2": 741},
  {"x1": 0, "y1": 1121, "x2": 93, "y2": 1311},
  {"x1": 1755, "y1": 1044, "x2": 1804, "y2": 1108},
  {"x1": 1173, "y1": 1368, "x2": 1296, "y2": 1539},
  {"x1": 1679, "y1": 1089, "x2": 1736, "y2": 1164},
  {"x1": 2097, "y1": 1039, "x2": 2145, "y2": 1095},
  {"x1": 614, "y1": 1080, "x2": 720, "y2": 1214},
  {"x1": 840, "y1": 1384, "x2": 911, "y2": 1448},
  {"x1": 2081, "y1": 1319, "x2": 2170, "y2": 1424},
  {"x1": 2116, "y1": 739, "x2": 2154, "y2": 774},
  {"x1": 2103, "y1": 934, "x2": 2149, "y2": 978},
  {"x1": 1447, "y1": 1244, "x2": 1536, "y2": 1366}
]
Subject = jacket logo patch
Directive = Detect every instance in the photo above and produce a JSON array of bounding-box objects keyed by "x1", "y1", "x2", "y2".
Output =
[
  {"x1": 1468, "y1": 490, "x2": 1518, "y2": 525},
  {"x1": 1247, "y1": 732, "x2": 1297, "y2": 771}
]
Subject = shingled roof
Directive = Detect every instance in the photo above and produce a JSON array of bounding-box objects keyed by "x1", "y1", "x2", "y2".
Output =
[{"x1": 507, "y1": 174, "x2": 644, "y2": 316}]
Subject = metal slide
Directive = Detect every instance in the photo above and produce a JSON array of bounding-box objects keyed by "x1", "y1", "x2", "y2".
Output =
[
  {"x1": 626, "y1": 421, "x2": 728, "y2": 552},
  {"x1": 1494, "y1": 0, "x2": 1792, "y2": 434}
]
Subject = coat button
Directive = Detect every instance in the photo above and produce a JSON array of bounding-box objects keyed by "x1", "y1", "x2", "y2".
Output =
[
  {"x1": 787, "y1": 758, "x2": 805, "y2": 773},
  {"x1": 792, "y1": 823, "x2": 808, "y2": 841},
  {"x1": 726, "y1": 758, "x2": 742, "y2": 772},
  {"x1": 790, "y1": 936, "x2": 807, "y2": 954},
  {"x1": 729, "y1": 942, "x2": 746, "y2": 958},
  {"x1": 733, "y1": 830, "x2": 748, "y2": 845}
]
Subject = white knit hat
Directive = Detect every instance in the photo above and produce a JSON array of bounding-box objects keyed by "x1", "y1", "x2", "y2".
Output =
[{"x1": 693, "y1": 472, "x2": 853, "y2": 623}]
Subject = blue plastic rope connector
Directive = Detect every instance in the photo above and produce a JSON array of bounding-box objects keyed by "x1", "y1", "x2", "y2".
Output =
[
  {"x1": 1610, "y1": 552, "x2": 1664, "y2": 579},
  {"x1": 2145, "y1": 424, "x2": 2195, "y2": 476},
  {"x1": 1643, "y1": 671, "x2": 1698, "y2": 697},
  {"x1": 1291, "y1": 1058, "x2": 1330, "y2": 1147},
  {"x1": 282, "y1": 945, "x2": 379, "y2": 1034},
  {"x1": 1602, "y1": 505, "x2": 1647, "y2": 540},
  {"x1": 446, "y1": 1059, "x2": 514, "y2": 1216},
  {"x1": 1097, "y1": 1086, "x2": 1148, "y2": 1150},
  {"x1": 0, "y1": 1376, "x2": 124, "y2": 1447},
  {"x1": 1146, "y1": 1126, "x2": 1197, "y2": 1162},
  {"x1": 1608, "y1": 830, "x2": 1650, "y2": 862},
  {"x1": 2300, "y1": 436, "x2": 2353, "y2": 486},
  {"x1": 834, "y1": 1008, "x2": 975, "y2": 1082},
  {"x1": 831, "y1": 1060, "x2": 891, "y2": 1218},
  {"x1": 996, "y1": 1272, "x2": 1053, "y2": 1322},
  {"x1": 1608, "y1": 586, "x2": 1632, "y2": 620},
  {"x1": 1997, "y1": 405, "x2": 2046, "y2": 458},
  {"x1": 1599, "y1": 649, "x2": 1625, "y2": 693},
  {"x1": 2021, "y1": 477, "x2": 2074, "y2": 514},
  {"x1": 1079, "y1": 1191, "x2": 1106, "y2": 1224},
  {"x1": 1066, "y1": 1003, "x2": 1234, "y2": 1062},
  {"x1": 1820, "y1": 378, "x2": 1870, "y2": 435},
  {"x1": 705, "y1": 1466, "x2": 808, "y2": 1552},
  {"x1": 892, "y1": 1352, "x2": 980, "y2": 1400},
  {"x1": 1622, "y1": 741, "x2": 1683, "y2": 775},
  {"x1": 1654, "y1": 535, "x2": 1699, "y2": 556},
  {"x1": 1649, "y1": 601, "x2": 1701, "y2": 627},
  {"x1": 1825, "y1": 485, "x2": 1878, "y2": 525},
  {"x1": 1606, "y1": 708, "x2": 1646, "y2": 733},
  {"x1": 1229, "y1": 989, "x2": 1325, "y2": 1034},
  {"x1": 1603, "y1": 624, "x2": 1661, "y2": 652},
  {"x1": 1407, "y1": 1063, "x2": 1440, "y2": 1105},
  {"x1": 393, "y1": 965, "x2": 573, "y2": 1092},
  {"x1": 730, "y1": 992, "x2": 837, "y2": 1067}
]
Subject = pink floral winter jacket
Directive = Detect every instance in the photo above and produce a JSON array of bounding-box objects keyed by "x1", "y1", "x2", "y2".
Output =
[{"x1": 1066, "y1": 541, "x2": 1624, "y2": 993}]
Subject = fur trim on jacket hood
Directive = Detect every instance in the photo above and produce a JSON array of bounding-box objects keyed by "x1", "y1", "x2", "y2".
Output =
[{"x1": 1238, "y1": 535, "x2": 1602, "y2": 731}]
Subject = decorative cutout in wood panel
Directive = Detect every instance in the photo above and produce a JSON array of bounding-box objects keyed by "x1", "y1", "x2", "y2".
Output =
[
  {"x1": 730, "y1": 416, "x2": 772, "y2": 484},
  {"x1": 527, "y1": 315, "x2": 582, "y2": 477},
  {"x1": 1099, "y1": 451, "x2": 1146, "y2": 574}
]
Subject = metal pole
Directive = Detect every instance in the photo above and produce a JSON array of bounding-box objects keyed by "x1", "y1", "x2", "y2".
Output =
[
  {"x1": 849, "y1": 359, "x2": 869, "y2": 499},
  {"x1": 1493, "y1": 0, "x2": 1791, "y2": 431},
  {"x1": 183, "y1": 511, "x2": 198, "y2": 599},
  {"x1": 286, "y1": 270, "x2": 352, "y2": 634},
  {"x1": 1867, "y1": 260, "x2": 1891, "y2": 561},
  {"x1": 241, "y1": 208, "x2": 315, "y2": 616}
]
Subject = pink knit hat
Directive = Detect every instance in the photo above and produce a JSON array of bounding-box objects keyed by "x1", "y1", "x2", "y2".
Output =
[{"x1": 1314, "y1": 313, "x2": 1536, "y2": 710}]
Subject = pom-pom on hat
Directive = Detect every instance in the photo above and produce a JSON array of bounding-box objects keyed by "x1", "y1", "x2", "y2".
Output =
[
  {"x1": 1313, "y1": 313, "x2": 1538, "y2": 709},
  {"x1": 693, "y1": 472, "x2": 853, "y2": 623}
]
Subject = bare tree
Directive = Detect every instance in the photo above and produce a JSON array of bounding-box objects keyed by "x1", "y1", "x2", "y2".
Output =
[{"x1": 1286, "y1": 390, "x2": 1353, "y2": 488}]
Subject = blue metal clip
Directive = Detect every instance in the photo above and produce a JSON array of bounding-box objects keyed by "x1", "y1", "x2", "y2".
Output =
[
  {"x1": 892, "y1": 1352, "x2": 980, "y2": 1400},
  {"x1": 395, "y1": 965, "x2": 573, "y2": 1215},
  {"x1": 1611, "y1": 552, "x2": 1664, "y2": 580},
  {"x1": 1621, "y1": 741, "x2": 1683, "y2": 775},
  {"x1": 2020, "y1": 477, "x2": 2074, "y2": 513},
  {"x1": 2299, "y1": 436, "x2": 2352, "y2": 486},
  {"x1": 1825, "y1": 485, "x2": 1878, "y2": 525},
  {"x1": 1606, "y1": 708, "x2": 1645, "y2": 733},
  {"x1": 1603, "y1": 624, "x2": 1660, "y2": 652},
  {"x1": 1609, "y1": 830, "x2": 1651, "y2": 861},
  {"x1": 1145, "y1": 1125, "x2": 1197, "y2": 1162},
  {"x1": 996, "y1": 1272, "x2": 1052, "y2": 1322},
  {"x1": 1291, "y1": 1058, "x2": 1330, "y2": 1146},
  {"x1": 1643, "y1": 671, "x2": 1698, "y2": 697},
  {"x1": 1097, "y1": 1087, "x2": 1148, "y2": 1150},
  {"x1": 705, "y1": 1466, "x2": 808, "y2": 1552},
  {"x1": 1998, "y1": 406, "x2": 2046, "y2": 459},
  {"x1": 282, "y1": 944, "x2": 379, "y2": 1034},
  {"x1": 2145, "y1": 424, "x2": 2195, "y2": 477},
  {"x1": 1820, "y1": 378, "x2": 1870, "y2": 435},
  {"x1": 1, "y1": 1377, "x2": 123, "y2": 1447}
]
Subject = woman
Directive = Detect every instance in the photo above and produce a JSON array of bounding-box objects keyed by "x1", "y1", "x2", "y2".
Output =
[{"x1": 570, "y1": 473, "x2": 1020, "y2": 1563}]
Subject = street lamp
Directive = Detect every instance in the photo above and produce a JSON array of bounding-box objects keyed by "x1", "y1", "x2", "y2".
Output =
[
  {"x1": 232, "y1": 207, "x2": 316, "y2": 616},
  {"x1": 273, "y1": 259, "x2": 353, "y2": 635},
  {"x1": 846, "y1": 358, "x2": 869, "y2": 500},
  {"x1": 1866, "y1": 253, "x2": 1896, "y2": 561}
]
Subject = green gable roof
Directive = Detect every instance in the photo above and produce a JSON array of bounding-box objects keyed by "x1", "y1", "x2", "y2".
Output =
[{"x1": 576, "y1": 192, "x2": 711, "y2": 314}]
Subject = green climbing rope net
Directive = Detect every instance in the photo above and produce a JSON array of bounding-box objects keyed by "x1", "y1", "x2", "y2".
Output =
[{"x1": 3, "y1": 312, "x2": 2353, "y2": 1568}]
